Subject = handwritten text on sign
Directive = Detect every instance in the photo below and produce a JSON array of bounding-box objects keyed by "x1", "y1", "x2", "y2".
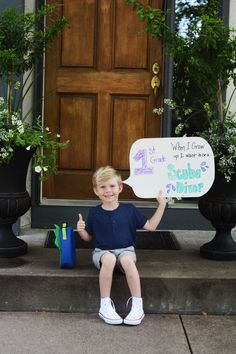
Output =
[{"x1": 123, "y1": 137, "x2": 215, "y2": 198}]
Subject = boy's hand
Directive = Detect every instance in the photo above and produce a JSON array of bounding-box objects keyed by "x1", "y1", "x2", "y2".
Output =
[
  {"x1": 77, "y1": 214, "x2": 93, "y2": 242},
  {"x1": 77, "y1": 213, "x2": 86, "y2": 232},
  {"x1": 156, "y1": 190, "x2": 167, "y2": 208}
]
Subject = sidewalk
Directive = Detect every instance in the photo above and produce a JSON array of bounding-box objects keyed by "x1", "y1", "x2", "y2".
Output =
[{"x1": 0, "y1": 312, "x2": 235, "y2": 354}]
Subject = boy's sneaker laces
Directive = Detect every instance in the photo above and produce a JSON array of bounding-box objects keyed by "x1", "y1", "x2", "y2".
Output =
[
  {"x1": 124, "y1": 297, "x2": 145, "y2": 326},
  {"x1": 99, "y1": 298, "x2": 123, "y2": 325}
]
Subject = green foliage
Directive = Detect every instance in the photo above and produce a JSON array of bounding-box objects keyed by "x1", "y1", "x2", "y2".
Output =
[
  {"x1": 0, "y1": 4, "x2": 69, "y2": 179},
  {"x1": 126, "y1": 0, "x2": 236, "y2": 181},
  {"x1": 126, "y1": 0, "x2": 236, "y2": 123},
  {"x1": 0, "y1": 5, "x2": 69, "y2": 77},
  {"x1": 126, "y1": 0, "x2": 177, "y2": 54},
  {"x1": 199, "y1": 115, "x2": 236, "y2": 181},
  {"x1": 0, "y1": 97, "x2": 68, "y2": 180}
]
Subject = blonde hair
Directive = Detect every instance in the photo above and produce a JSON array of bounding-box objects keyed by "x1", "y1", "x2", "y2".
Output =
[{"x1": 92, "y1": 166, "x2": 122, "y2": 187}]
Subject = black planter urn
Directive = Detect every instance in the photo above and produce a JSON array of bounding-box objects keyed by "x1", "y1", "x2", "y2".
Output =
[
  {"x1": 0, "y1": 147, "x2": 34, "y2": 258},
  {"x1": 198, "y1": 170, "x2": 236, "y2": 260}
]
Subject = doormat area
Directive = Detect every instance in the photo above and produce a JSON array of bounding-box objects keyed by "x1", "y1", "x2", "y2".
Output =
[{"x1": 44, "y1": 230, "x2": 180, "y2": 250}]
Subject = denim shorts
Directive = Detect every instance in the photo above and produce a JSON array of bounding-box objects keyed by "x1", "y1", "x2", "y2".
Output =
[{"x1": 92, "y1": 246, "x2": 137, "y2": 270}]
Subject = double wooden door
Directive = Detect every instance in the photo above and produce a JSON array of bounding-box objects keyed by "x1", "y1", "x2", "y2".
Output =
[{"x1": 43, "y1": 0, "x2": 163, "y2": 200}]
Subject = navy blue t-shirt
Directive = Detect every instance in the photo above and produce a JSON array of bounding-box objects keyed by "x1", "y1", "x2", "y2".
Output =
[{"x1": 85, "y1": 203, "x2": 148, "y2": 250}]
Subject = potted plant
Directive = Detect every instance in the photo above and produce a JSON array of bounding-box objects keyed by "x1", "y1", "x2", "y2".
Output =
[
  {"x1": 126, "y1": 0, "x2": 236, "y2": 260},
  {"x1": 0, "y1": 5, "x2": 69, "y2": 257}
]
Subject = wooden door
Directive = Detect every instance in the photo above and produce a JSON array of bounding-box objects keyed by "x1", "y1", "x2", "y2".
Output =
[{"x1": 43, "y1": 0, "x2": 163, "y2": 200}]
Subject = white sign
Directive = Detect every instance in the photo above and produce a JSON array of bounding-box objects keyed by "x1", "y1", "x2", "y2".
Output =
[{"x1": 123, "y1": 137, "x2": 215, "y2": 198}]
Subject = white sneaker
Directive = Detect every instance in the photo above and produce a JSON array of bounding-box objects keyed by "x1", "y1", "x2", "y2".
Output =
[
  {"x1": 124, "y1": 297, "x2": 145, "y2": 325},
  {"x1": 99, "y1": 298, "x2": 123, "y2": 325}
]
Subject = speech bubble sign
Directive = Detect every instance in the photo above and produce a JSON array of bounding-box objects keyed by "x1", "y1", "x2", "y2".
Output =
[{"x1": 123, "y1": 137, "x2": 215, "y2": 198}]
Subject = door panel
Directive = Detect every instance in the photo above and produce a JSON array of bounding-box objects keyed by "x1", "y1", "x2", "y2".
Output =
[
  {"x1": 114, "y1": 1, "x2": 148, "y2": 68},
  {"x1": 59, "y1": 95, "x2": 96, "y2": 169},
  {"x1": 43, "y1": 0, "x2": 163, "y2": 200},
  {"x1": 62, "y1": 0, "x2": 96, "y2": 67},
  {"x1": 112, "y1": 98, "x2": 147, "y2": 169}
]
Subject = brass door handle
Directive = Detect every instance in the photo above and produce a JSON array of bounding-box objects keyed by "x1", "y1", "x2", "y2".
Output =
[
  {"x1": 152, "y1": 62, "x2": 160, "y2": 74},
  {"x1": 151, "y1": 75, "x2": 160, "y2": 96},
  {"x1": 151, "y1": 63, "x2": 160, "y2": 95}
]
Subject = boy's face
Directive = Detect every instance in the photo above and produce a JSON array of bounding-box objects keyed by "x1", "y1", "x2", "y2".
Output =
[{"x1": 93, "y1": 177, "x2": 123, "y2": 204}]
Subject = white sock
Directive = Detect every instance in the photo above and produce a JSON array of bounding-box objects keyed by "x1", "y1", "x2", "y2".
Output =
[
  {"x1": 100, "y1": 297, "x2": 111, "y2": 308},
  {"x1": 132, "y1": 297, "x2": 143, "y2": 310}
]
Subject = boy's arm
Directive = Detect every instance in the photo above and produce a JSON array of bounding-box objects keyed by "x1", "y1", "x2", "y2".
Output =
[
  {"x1": 77, "y1": 213, "x2": 93, "y2": 242},
  {"x1": 143, "y1": 191, "x2": 167, "y2": 232}
]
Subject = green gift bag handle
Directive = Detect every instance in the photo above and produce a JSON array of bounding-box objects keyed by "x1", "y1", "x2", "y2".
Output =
[
  {"x1": 62, "y1": 223, "x2": 67, "y2": 240},
  {"x1": 53, "y1": 224, "x2": 61, "y2": 249}
]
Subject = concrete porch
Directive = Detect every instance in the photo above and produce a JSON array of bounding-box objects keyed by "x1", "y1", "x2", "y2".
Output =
[{"x1": 0, "y1": 228, "x2": 235, "y2": 315}]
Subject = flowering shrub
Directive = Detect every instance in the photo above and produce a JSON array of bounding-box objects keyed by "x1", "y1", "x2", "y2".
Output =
[
  {"x1": 0, "y1": 96, "x2": 68, "y2": 179},
  {"x1": 153, "y1": 97, "x2": 236, "y2": 182},
  {"x1": 0, "y1": 5, "x2": 69, "y2": 180},
  {"x1": 126, "y1": 0, "x2": 236, "y2": 183},
  {"x1": 199, "y1": 115, "x2": 236, "y2": 182}
]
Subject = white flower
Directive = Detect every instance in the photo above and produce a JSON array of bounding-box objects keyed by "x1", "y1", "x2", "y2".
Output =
[
  {"x1": 183, "y1": 108, "x2": 192, "y2": 115},
  {"x1": 1, "y1": 152, "x2": 9, "y2": 158},
  {"x1": 153, "y1": 107, "x2": 164, "y2": 115},
  {"x1": 34, "y1": 166, "x2": 42, "y2": 173},
  {"x1": 0, "y1": 109, "x2": 9, "y2": 119},
  {"x1": 8, "y1": 129, "x2": 14, "y2": 138},
  {"x1": 164, "y1": 98, "x2": 177, "y2": 109},
  {"x1": 228, "y1": 145, "x2": 236, "y2": 154},
  {"x1": 17, "y1": 125, "x2": 24, "y2": 134},
  {"x1": 203, "y1": 102, "x2": 212, "y2": 116},
  {"x1": 167, "y1": 197, "x2": 175, "y2": 204},
  {"x1": 56, "y1": 134, "x2": 60, "y2": 138},
  {"x1": 14, "y1": 81, "x2": 21, "y2": 90},
  {"x1": 43, "y1": 166, "x2": 48, "y2": 171},
  {"x1": 45, "y1": 127, "x2": 50, "y2": 131},
  {"x1": 175, "y1": 123, "x2": 185, "y2": 135},
  {"x1": 17, "y1": 120, "x2": 23, "y2": 126},
  {"x1": 11, "y1": 115, "x2": 18, "y2": 124},
  {"x1": 26, "y1": 146, "x2": 31, "y2": 150}
]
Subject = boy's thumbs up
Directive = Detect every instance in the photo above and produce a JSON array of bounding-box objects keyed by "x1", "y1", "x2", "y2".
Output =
[{"x1": 77, "y1": 213, "x2": 85, "y2": 232}]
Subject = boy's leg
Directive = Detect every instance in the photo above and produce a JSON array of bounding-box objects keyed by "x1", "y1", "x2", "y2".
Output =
[
  {"x1": 99, "y1": 252, "x2": 116, "y2": 297},
  {"x1": 119, "y1": 253, "x2": 144, "y2": 325},
  {"x1": 119, "y1": 254, "x2": 141, "y2": 297},
  {"x1": 94, "y1": 251, "x2": 123, "y2": 325}
]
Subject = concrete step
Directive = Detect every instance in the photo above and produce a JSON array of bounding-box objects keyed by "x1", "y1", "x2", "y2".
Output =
[{"x1": 0, "y1": 229, "x2": 235, "y2": 315}]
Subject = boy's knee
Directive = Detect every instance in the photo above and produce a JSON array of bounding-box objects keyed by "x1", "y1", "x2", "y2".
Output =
[
  {"x1": 101, "y1": 252, "x2": 116, "y2": 268},
  {"x1": 120, "y1": 254, "x2": 135, "y2": 269}
]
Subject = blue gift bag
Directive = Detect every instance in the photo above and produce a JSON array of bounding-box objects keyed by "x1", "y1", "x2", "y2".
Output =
[{"x1": 53, "y1": 223, "x2": 76, "y2": 268}]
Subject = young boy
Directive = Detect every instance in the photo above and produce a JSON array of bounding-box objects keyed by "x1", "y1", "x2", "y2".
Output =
[{"x1": 77, "y1": 166, "x2": 167, "y2": 326}]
